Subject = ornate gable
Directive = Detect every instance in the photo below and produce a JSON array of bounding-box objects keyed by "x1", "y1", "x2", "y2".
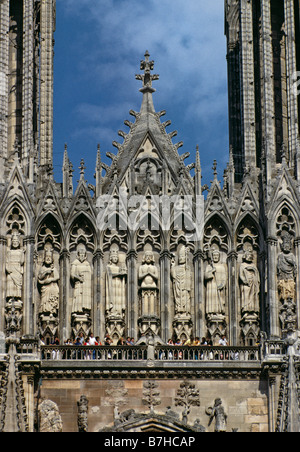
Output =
[{"x1": 101, "y1": 52, "x2": 194, "y2": 197}]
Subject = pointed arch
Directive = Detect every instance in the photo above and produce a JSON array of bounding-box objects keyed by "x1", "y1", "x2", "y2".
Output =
[
  {"x1": 36, "y1": 212, "x2": 63, "y2": 252},
  {"x1": 234, "y1": 212, "x2": 264, "y2": 251},
  {"x1": 67, "y1": 212, "x2": 97, "y2": 253},
  {"x1": 269, "y1": 199, "x2": 299, "y2": 238},
  {"x1": 1, "y1": 200, "x2": 32, "y2": 237},
  {"x1": 203, "y1": 212, "x2": 231, "y2": 254}
]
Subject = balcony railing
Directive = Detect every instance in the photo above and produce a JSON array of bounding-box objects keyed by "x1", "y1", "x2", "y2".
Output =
[
  {"x1": 40, "y1": 344, "x2": 261, "y2": 363},
  {"x1": 8, "y1": 338, "x2": 287, "y2": 364}
]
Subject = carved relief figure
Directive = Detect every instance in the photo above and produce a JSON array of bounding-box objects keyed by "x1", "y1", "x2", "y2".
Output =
[
  {"x1": 138, "y1": 250, "x2": 159, "y2": 316},
  {"x1": 106, "y1": 246, "x2": 127, "y2": 317},
  {"x1": 71, "y1": 245, "x2": 92, "y2": 314},
  {"x1": 277, "y1": 231, "x2": 297, "y2": 302},
  {"x1": 38, "y1": 399, "x2": 63, "y2": 433},
  {"x1": 77, "y1": 395, "x2": 89, "y2": 433},
  {"x1": 204, "y1": 248, "x2": 227, "y2": 315},
  {"x1": 239, "y1": 245, "x2": 260, "y2": 314},
  {"x1": 171, "y1": 246, "x2": 192, "y2": 316},
  {"x1": 38, "y1": 244, "x2": 60, "y2": 316},
  {"x1": 6, "y1": 231, "x2": 25, "y2": 301},
  {"x1": 206, "y1": 398, "x2": 227, "y2": 432}
]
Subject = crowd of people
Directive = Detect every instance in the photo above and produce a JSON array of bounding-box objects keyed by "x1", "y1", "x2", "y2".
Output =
[
  {"x1": 40, "y1": 333, "x2": 233, "y2": 361},
  {"x1": 40, "y1": 334, "x2": 230, "y2": 348}
]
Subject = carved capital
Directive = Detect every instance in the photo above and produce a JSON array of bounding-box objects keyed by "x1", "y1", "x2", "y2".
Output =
[
  {"x1": 23, "y1": 235, "x2": 35, "y2": 246},
  {"x1": 127, "y1": 249, "x2": 138, "y2": 261},
  {"x1": 159, "y1": 250, "x2": 172, "y2": 262},
  {"x1": 227, "y1": 250, "x2": 238, "y2": 261},
  {"x1": 266, "y1": 237, "x2": 278, "y2": 247},
  {"x1": 93, "y1": 249, "x2": 104, "y2": 261},
  {"x1": 193, "y1": 249, "x2": 205, "y2": 262}
]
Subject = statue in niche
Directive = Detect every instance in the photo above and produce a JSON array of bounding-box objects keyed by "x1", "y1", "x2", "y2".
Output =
[
  {"x1": 138, "y1": 250, "x2": 159, "y2": 316},
  {"x1": 6, "y1": 231, "x2": 25, "y2": 301},
  {"x1": 38, "y1": 244, "x2": 60, "y2": 316},
  {"x1": 171, "y1": 245, "x2": 192, "y2": 316},
  {"x1": 204, "y1": 247, "x2": 227, "y2": 315},
  {"x1": 239, "y1": 244, "x2": 260, "y2": 315},
  {"x1": 106, "y1": 246, "x2": 127, "y2": 318},
  {"x1": 71, "y1": 244, "x2": 92, "y2": 314},
  {"x1": 277, "y1": 231, "x2": 297, "y2": 302}
]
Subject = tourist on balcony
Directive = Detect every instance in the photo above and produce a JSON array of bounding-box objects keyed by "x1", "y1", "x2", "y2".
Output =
[
  {"x1": 200, "y1": 337, "x2": 207, "y2": 360},
  {"x1": 219, "y1": 335, "x2": 229, "y2": 360},
  {"x1": 104, "y1": 334, "x2": 112, "y2": 346},
  {"x1": 51, "y1": 337, "x2": 60, "y2": 360}
]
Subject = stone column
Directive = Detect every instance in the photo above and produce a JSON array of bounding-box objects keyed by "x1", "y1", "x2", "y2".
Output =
[
  {"x1": 240, "y1": 0, "x2": 257, "y2": 169},
  {"x1": 93, "y1": 249, "x2": 103, "y2": 340},
  {"x1": 227, "y1": 250, "x2": 238, "y2": 345},
  {"x1": 127, "y1": 250, "x2": 138, "y2": 339},
  {"x1": 160, "y1": 250, "x2": 171, "y2": 342},
  {"x1": 59, "y1": 249, "x2": 69, "y2": 342},
  {"x1": 24, "y1": 374, "x2": 35, "y2": 432},
  {"x1": 267, "y1": 237, "x2": 280, "y2": 339},
  {"x1": 22, "y1": 0, "x2": 34, "y2": 170},
  {"x1": 193, "y1": 249, "x2": 204, "y2": 338},
  {"x1": 0, "y1": 235, "x2": 7, "y2": 337},
  {"x1": 39, "y1": 0, "x2": 55, "y2": 167},
  {"x1": 294, "y1": 238, "x2": 300, "y2": 329},
  {"x1": 260, "y1": 0, "x2": 276, "y2": 182},
  {"x1": 284, "y1": 0, "x2": 299, "y2": 158},
  {"x1": 268, "y1": 375, "x2": 277, "y2": 433},
  {"x1": 259, "y1": 249, "x2": 267, "y2": 333},
  {"x1": 0, "y1": 0, "x2": 9, "y2": 172},
  {"x1": 23, "y1": 236, "x2": 35, "y2": 336}
]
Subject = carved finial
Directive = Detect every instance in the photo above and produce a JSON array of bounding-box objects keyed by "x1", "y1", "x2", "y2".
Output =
[
  {"x1": 281, "y1": 142, "x2": 288, "y2": 165},
  {"x1": 12, "y1": 137, "x2": 20, "y2": 162},
  {"x1": 212, "y1": 160, "x2": 218, "y2": 179},
  {"x1": 96, "y1": 144, "x2": 101, "y2": 168},
  {"x1": 63, "y1": 143, "x2": 69, "y2": 168},
  {"x1": 196, "y1": 145, "x2": 201, "y2": 170},
  {"x1": 135, "y1": 51, "x2": 159, "y2": 93},
  {"x1": 229, "y1": 145, "x2": 234, "y2": 167},
  {"x1": 79, "y1": 159, "x2": 86, "y2": 181}
]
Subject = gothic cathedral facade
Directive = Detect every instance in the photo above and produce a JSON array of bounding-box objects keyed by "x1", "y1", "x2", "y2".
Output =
[{"x1": 0, "y1": 0, "x2": 299, "y2": 432}]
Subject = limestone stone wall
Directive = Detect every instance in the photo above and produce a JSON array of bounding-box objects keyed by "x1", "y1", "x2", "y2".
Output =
[{"x1": 38, "y1": 378, "x2": 269, "y2": 433}]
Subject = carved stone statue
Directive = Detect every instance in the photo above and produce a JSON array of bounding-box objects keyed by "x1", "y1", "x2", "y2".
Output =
[
  {"x1": 205, "y1": 248, "x2": 227, "y2": 315},
  {"x1": 277, "y1": 231, "x2": 297, "y2": 302},
  {"x1": 77, "y1": 395, "x2": 89, "y2": 432},
  {"x1": 5, "y1": 299, "x2": 23, "y2": 337},
  {"x1": 71, "y1": 245, "x2": 92, "y2": 314},
  {"x1": 38, "y1": 399, "x2": 63, "y2": 433},
  {"x1": 38, "y1": 244, "x2": 60, "y2": 316},
  {"x1": 6, "y1": 232, "x2": 25, "y2": 301},
  {"x1": 105, "y1": 246, "x2": 127, "y2": 318},
  {"x1": 171, "y1": 246, "x2": 192, "y2": 316},
  {"x1": 239, "y1": 246, "x2": 260, "y2": 314},
  {"x1": 138, "y1": 250, "x2": 159, "y2": 316},
  {"x1": 206, "y1": 398, "x2": 227, "y2": 432}
]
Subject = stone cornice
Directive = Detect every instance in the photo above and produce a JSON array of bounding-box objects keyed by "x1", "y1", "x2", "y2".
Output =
[{"x1": 40, "y1": 360, "x2": 265, "y2": 380}]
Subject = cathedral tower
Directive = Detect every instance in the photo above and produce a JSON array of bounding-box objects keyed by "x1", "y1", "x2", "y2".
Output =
[
  {"x1": 0, "y1": 0, "x2": 56, "y2": 183},
  {"x1": 225, "y1": 0, "x2": 300, "y2": 182}
]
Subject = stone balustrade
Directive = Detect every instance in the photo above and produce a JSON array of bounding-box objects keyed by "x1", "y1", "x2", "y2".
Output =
[{"x1": 39, "y1": 344, "x2": 261, "y2": 362}]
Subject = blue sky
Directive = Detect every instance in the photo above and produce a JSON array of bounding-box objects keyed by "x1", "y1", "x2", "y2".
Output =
[{"x1": 53, "y1": 0, "x2": 229, "y2": 189}]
